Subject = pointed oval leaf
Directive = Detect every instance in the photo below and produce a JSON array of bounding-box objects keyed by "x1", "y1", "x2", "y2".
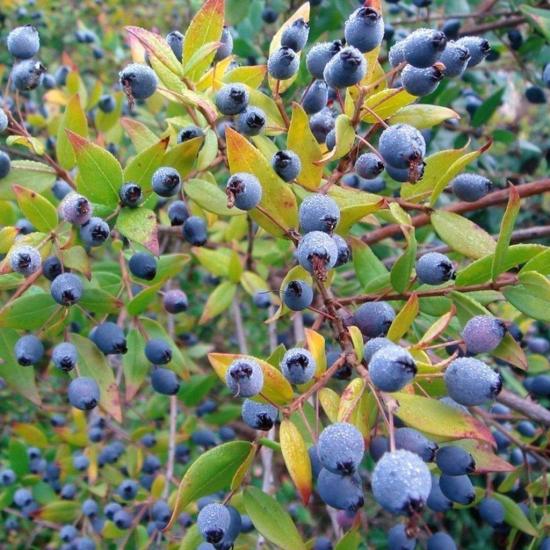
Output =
[
  {"x1": 12, "y1": 185, "x2": 58, "y2": 233},
  {"x1": 199, "y1": 281, "x2": 237, "y2": 325},
  {"x1": 56, "y1": 95, "x2": 89, "y2": 170},
  {"x1": 389, "y1": 104, "x2": 459, "y2": 129},
  {"x1": 280, "y1": 419, "x2": 312, "y2": 504},
  {"x1": 124, "y1": 137, "x2": 170, "y2": 193},
  {"x1": 116, "y1": 207, "x2": 159, "y2": 255}
]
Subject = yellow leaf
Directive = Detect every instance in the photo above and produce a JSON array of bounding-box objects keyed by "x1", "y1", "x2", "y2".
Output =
[
  {"x1": 12, "y1": 423, "x2": 48, "y2": 448},
  {"x1": 319, "y1": 114, "x2": 356, "y2": 163},
  {"x1": 389, "y1": 104, "x2": 459, "y2": 129},
  {"x1": 319, "y1": 388, "x2": 340, "y2": 423},
  {"x1": 224, "y1": 65, "x2": 267, "y2": 89},
  {"x1": 361, "y1": 88, "x2": 416, "y2": 123},
  {"x1": 305, "y1": 328, "x2": 326, "y2": 377},
  {"x1": 387, "y1": 294, "x2": 419, "y2": 341},
  {"x1": 280, "y1": 419, "x2": 312, "y2": 504},
  {"x1": 348, "y1": 325, "x2": 364, "y2": 361}
]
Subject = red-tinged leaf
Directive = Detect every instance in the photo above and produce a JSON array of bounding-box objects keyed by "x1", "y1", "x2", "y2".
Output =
[
  {"x1": 393, "y1": 392, "x2": 495, "y2": 446},
  {"x1": 492, "y1": 185, "x2": 521, "y2": 280},
  {"x1": 280, "y1": 419, "x2": 312, "y2": 504},
  {"x1": 416, "y1": 305, "x2": 456, "y2": 347},
  {"x1": 456, "y1": 440, "x2": 514, "y2": 474},
  {"x1": 492, "y1": 332, "x2": 528, "y2": 371},
  {"x1": 115, "y1": 208, "x2": 159, "y2": 256},
  {"x1": 120, "y1": 117, "x2": 159, "y2": 152},
  {"x1": 182, "y1": 0, "x2": 225, "y2": 81}
]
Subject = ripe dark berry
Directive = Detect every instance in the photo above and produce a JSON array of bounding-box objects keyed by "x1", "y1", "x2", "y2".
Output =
[
  {"x1": 119, "y1": 63, "x2": 158, "y2": 100},
  {"x1": 369, "y1": 345, "x2": 417, "y2": 392},
  {"x1": 302, "y1": 80, "x2": 328, "y2": 115},
  {"x1": 129, "y1": 252, "x2": 157, "y2": 281},
  {"x1": 401, "y1": 64, "x2": 444, "y2": 96},
  {"x1": 151, "y1": 367, "x2": 180, "y2": 395},
  {"x1": 353, "y1": 301, "x2": 395, "y2": 337},
  {"x1": 364, "y1": 337, "x2": 393, "y2": 363},
  {"x1": 427, "y1": 474, "x2": 453, "y2": 512},
  {"x1": 183, "y1": 216, "x2": 208, "y2": 246},
  {"x1": 344, "y1": 7, "x2": 384, "y2": 53},
  {"x1": 152, "y1": 167, "x2": 181, "y2": 197},
  {"x1": 215, "y1": 83, "x2": 249, "y2": 115},
  {"x1": 403, "y1": 28, "x2": 447, "y2": 68},
  {"x1": 52, "y1": 342, "x2": 78, "y2": 371},
  {"x1": 372, "y1": 450, "x2": 432, "y2": 514},
  {"x1": 59, "y1": 193, "x2": 93, "y2": 225},
  {"x1": 416, "y1": 252, "x2": 455, "y2": 285},
  {"x1": 52, "y1": 179, "x2": 72, "y2": 200},
  {"x1": 283, "y1": 279, "x2": 313, "y2": 311},
  {"x1": 98, "y1": 94, "x2": 115, "y2": 113},
  {"x1": 117, "y1": 479, "x2": 138, "y2": 500},
  {"x1": 281, "y1": 348, "x2": 316, "y2": 385},
  {"x1": 42, "y1": 256, "x2": 62, "y2": 281},
  {"x1": 119, "y1": 182, "x2": 142, "y2": 207},
  {"x1": 214, "y1": 27, "x2": 233, "y2": 62},
  {"x1": 12, "y1": 59, "x2": 46, "y2": 91},
  {"x1": 281, "y1": 18, "x2": 309, "y2": 52},
  {"x1": 9, "y1": 245, "x2": 41, "y2": 276},
  {"x1": 456, "y1": 36, "x2": 490, "y2": 67},
  {"x1": 13, "y1": 488, "x2": 33, "y2": 508},
  {"x1": 355, "y1": 153, "x2": 384, "y2": 179},
  {"x1": 388, "y1": 524, "x2": 416, "y2": 550},
  {"x1": 395, "y1": 427, "x2": 438, "y2": 462},
  {"x1": 324, "y1": 46, "x2": 366, "y2": 88},
  {"x1": 68, "y1": 377, "x2": 100, "y2": 410},
  {"x1": 80, "y1": 217, "x2": 110, "y2": 247},
  {"x1": 439, "y1": 474, "x2": 475, "y2": 505},
  {"x1": 225, "y1": 358, "x2": 263, "y2": 397},
  {"x1": 151, "y1": 500, "x2": 171, "y2": 529},
  {"x1": 379, "y1": 124, "x2": 426, "y2": 170},
  {"x1": 318, "y1": 422, "x2": 364, "y2": 475},
  {"x1": 7, "y1": 25, "x2": 40, "y2": 59},
  {"x1": 14, "y1": 334, "x2": 44, "y2": 366},
  {"x1": 226, "y1": 172, "x2": 262, "y2": 210},
  {"x1": 272, "y1": 150, "x2": 302, "y2": 182},
  {"x1": 167, "y1": 200, "x2": 189, "y2": 225},
  {"x1": 262, "y1": 7, "x2": 278, "y2": 24},
  {"x1": 306, "y1": 41, "x2": 342, "y2": 79},
  {"x1": 198, "y1": 503, "x2": 231, "y2": 544},
  {"x1": 525, "y1": 86, "x2": 546, "y2": 104},
  {"x1": 427, "y1": 532, "x2": 457, "y2": 550},
  {"x1": 268, "y1": 47, "x2": 299, "y2": 80},
  {"x1": 163, "y1": 289, "x2": 188, "y2": 313},
  {"x1": 145, "y1": 338, "x2": 172, "y2": 364},
  {"x1": 436, "y1": 445, "x2": 475, "y2": 475},
  {"x1": 441, "y1": 19, "x2": 461, "y2": 40},
  {"x1": 166, "y1": 30, "x2": 183, "y2": 60},
  {"x1": 309, "y1": 108, "x2": 335, "y2": 143},
  {"x1": 296, "y1": 231, "x2": 339, "y2": 276},
  {"x1": 299, "y1": 194, "x2": 340, "y2": 234},
  {"x1": 237, "y1": 106, "x2": 266, "y2": 136},
  {"x1": 317, "y1": 469, "x2": 364, "y2": 512},
  {"x1": 478, "y1": 497, "x2": 505, "y2": 528},
  {"x1": 388, "y1": 41, "x2": 405, "y2": 67},
  {"x1": 444, "y1": 357, "x2": 502, "y2": 406},
  {"x1": 0, "y1": 151, "x2": 11, "y2": 179},
  {"x1": 451, "y1": 173, "x2": 492, "y2": 202},
  {"x1": 440, "y1": 41, "x2": 471, "y2": 77},
  {"x1": 178, "y1": 125, "x2": 204, "y2": 143},
  {"x1": 241, "y1": 399, "x2": 278, "y2": 430},
  {"x1": 333, "y1": 234, "x2": 351, "y2": 267},
  {"x1": 91, "y1": 322, "x2": 127, "y2": 355},
  {"x1": 462, "y1": 315, "x2": 506, "y2": 354}
]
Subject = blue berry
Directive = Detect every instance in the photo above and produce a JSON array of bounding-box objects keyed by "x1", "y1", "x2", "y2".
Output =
[
  {"x1": 401, "y1": 64, "x2": 444, "y2": 96},
  {"x1": 355, "y1": 153, "x2": 385, "y2": 179},
  {"x1": 74, "y1": 537, "x2": 96, "y2": 550},
  {"x1": 395, "y1": 427, "x2": 437, "y2": 462},
  {"x1": 0, "y1": 109, "x2": 8, "y2": 133},
  {"x1": 145, "y1": 338, "x2": 172, "y2": 364},
  {"x1": 13, "y1": 488, "x2": 33, "y2": 508},
  {"x1": 388, "y1": 524, "x2": 416, "y2": 550},
  {"x1": 268, "y1": 47, "x2": 299, "y2": 80},
  {"x1": 119, "y1": 63, "x2": 158, "y2": 100},
  {"x1": 183, "y1": 216, "x2": 208, "y2": 246},
  {"x1": 299, "y1": 194, "x2": 340, "y2": 234},
  {"x1": 151, "y1": 500, "x2": 171, "y2": 529},
  {"x1": 0, "y1": 469, "x2": 16, "y2": 486},
  {"x1": 416, "y1": 252, "x2": 455, "y2": 285},
  {"x1": 313, "y1": 536, "x2": 333, "y2": 550},
  {"x1": 445, "y1": 357, "x2": 502, "y2": 406},
  {"x1": 129, "y1": 252, "x2": 157, "y2": 281},
  {"x1": 166, "y1": 30, "x2": 183, "y2": 61},
  {"x1": 59, "y1": 193, "x2": 93, "y2": 225},
  {"x1": 333, "y1": 234, "x2": 351, "y2": 267},
  {"x1": 281, "y1": 347, "x2": 316, "y2": 385},
  {"x1": 296, "y1": 231, "x2": 339, "y2": 276},
  {"x1": 440, "y1": 41, "x2": 471, "y2": 77},
  {"x1": 308, "y1": 445, "x2": 322, "y2": 480},
  {"x1": 73, "y1": 453, "x2": 89, "y2": 471},
  {"x1": 403, "y1": 28, "x2": 447, "y2": 68},
  {"x1": 192, "y1": 429, "x2": 218, "y2": 448},
  {"x1": 306, "y1": 41, "x2": 342, "y2": 79},
  {"x1": 543, "y1": 64, "x2": 550, "y2": 88},
  {"x1": 442, "y1": 19, "x2": 461, "y2": 40},
  {"x1": 198, "y1": 503, "x2": 231, "y2": 545},
  {"x1": 462, "y1": 315, "x2": 505, "y2": 354},
  {"x1": 302, "y1": 80, "x2": 328, "y2": 114},
  {"x1": 113, "y1": 509, "x2": 133, "y2": 529},
  {"x1": 91, "y1": 322, "x2": 127, "y2": 355},
  {"x1": 163, "y1": 289, "x2": 188, "y2": 313},
  {"x1": 15, "y1": 219, "x2": 35, "y2": 235},
  {"x1": 60, "y1": 524, "x2": 77, "y2": 542},
  {"x1": 309, "y1": 108, "x2": 335, "y2": 143},
  {"x1": 388, "y1": 41, "x2": 405, "y2": 67},
  {"x1": 151, "y1": 367, "x2": 180, "y2": 395},
  {"x1": 119, "y1": 183, "x2": 142, "y2": 207},
  {"x1": 215, "y1": 83, "x2": 249, "y2": 116},
  {"x1": 80, "y1": 217, "x2": 110, "y2": 247},
  {"x1": 178, "y1": 125, "x2": 204, "y2": 143},
  {"x1": 344, "y1": 7, "x2": 384, "y2": 53},
  {"x1": 0, "y1": 151, "x2": 11, "y2": 178},
  {"x1": 52, "y1": 179, "x2": 72, "y2": 200},
  {"x1": 526, "y1": 336, "x2": 550, "y2": 354},
  {"x1": 324, "y1": 46, "x2": 366, "y2": 88},
  {"x1": 317, "y1": 469, "x2": 364, "y2": 512},
  {"x1": 318, "y1": 422, "x2": 364, "y2": 475},
  {"x1": 214, "y1": 27, "x2": 233, "y2": 62},
  {"x1": 353, "y1": 301, "x2": 395, "y2": 337},
  {"x1": 225, "y1": 358, "x2": 263, "y2": 397},
  {"x1": 237, "y1": 106, "x2": 266, "y2": 136},
  {"x1": 7, "y1": 25, "x2": 40, "y2": 59},
  {"x1": 372, "y1": 450, "x2": 432, "y2": 514},
  {"x1": 385, "y1": 161, "x2": 425, "y2": 183},
  {"x1": 427, "y1": 474, "x2": 453, "y2": 512},
  {"x1": 281, "y1": 18, "x2": 309, "y2": 52},
  {"x1": 219, "y1": 426, "x2": 236, "y2": 441},
  {"x1": 524, "y1": 374, "x2": 550, "y2": 396},
  {"x1": 364, "y1": 337, "x2": 393, "y2": 363},
  {"x1": 271, "y1": 150, "x2": 301, "y2": 185},
  {"x1": 369, "y1": 435, "x2": 389, "y2": 461},
  {"x1": 369, "y1": 345, "x2": 417, "y2": 392},
  {"x1": 379, "y1": 124, "x2": 426, "y2": 169},
  {"x1": 104, "y1": 502, "x2": 122, "y2": 520},
  {"x1": 68, "y1": 377, "x2": 100, "y2": 410},
  {"x1": 427, "y1": 532, "x2": 456, "y2": 550},
  {"x1": 167, "y1": 200, "x2": 189, "y2": 225},
  {"x1": 152, "y1": 167, "x2": 181, "y2": 197},
  {"x1": 253, "y1": 292, "x2": 271, "y2": 309},
  {"x1": 283, "y1": 279, "x2": 313, "y2": 311},
  {"x1": 439, "y1": 474, "x2": 475, "y2": 505},
  {"x1": 82, "y1": 499, "x2": 98, "y2": 517},
  {"x1": 456, "y1": 36, "x2": 490, "y2": 67},
  {"x1": 117, "y1": 479, "x2": 138, "y2": 501},
  {"x1": 262, "y1": 7, "x2": 278, "y2": 24},
  {"x1": 226, "y1": 172, "x2": 262, "y2": 210},
  {"x1": 14, "y1": 334, "x2": 43, "y2": 366},
  {"x1": 436, "y1": 445, "x2": 475, "y2": 475},
  {"x1": 9, "y1": 245, "x2": 41, "y2": 276},
  {"x1": 98, "y1": 94, "x2": 116, "y2": 113},
  {"x1": 451, "y1": 173, "x2": 492, "y2": 202},
  {"x1": 52, "y1": 342, "x2": 78, "y2": 371},
  {"x1": 517, "y1": 420, "x2": 536, "y2": 437},
  {"x1": 478, "y1": 497, "x2": 505, "y2": 528}
]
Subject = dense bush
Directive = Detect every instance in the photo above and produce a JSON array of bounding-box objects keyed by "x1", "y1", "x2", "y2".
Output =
[{"x1": 0, "y1": 0, "x2": 549, "y2": 548}]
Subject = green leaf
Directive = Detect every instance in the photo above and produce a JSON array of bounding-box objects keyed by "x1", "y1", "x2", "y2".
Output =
[
  {"x1": 185, "y1": 179, "x2": 245, "y2": 217},
  {"x1": 520, "y1": 4, "x2": 550, "y2": 41},
  {"x1": 9, "y1": 439, "x2": 30, "y2": 476},
  {"x1": 0, "y1": 292, "x2": 59, "y2": 330},
  {"x1": 350, "y1": 238, "x2": 388, "y2": 292},
  {"x1": 388, "y1": 294, "x2": 419, "y2": 341},
  {"x1": 122, "y1": 329, "x2": 147, "y2": 402},
  {"x1": 491, "y1": 492, "x2": 539, "y2": 536},
  {"x1": 126, "y1": 283, "x2": 163, "y2": 316},
  {"x1": 12, "y1": 423, "x2": 48, "y2": 448},
  {"x1": 116, "y1": 208, "x2": 159, "y2": 255},
  {"x1": 0, "y1": 161, "x2": 56, "y2": 201},
  {"x1": 124, "y1": 137, "x2": 170, "y2": 194},
  {"x1": 327, "y1": 186, "x2": 383, "y2": 235},
  {"x1": 320, "y1": 114, "x2": 355, "y2": 163},
  {"x1": 472, "y1": 87, "x2": 505, "y2": 127},
  {"x1": 521, "y1": 247, "x2": 550, "y2": 276},
  {"x1": 450, "y1": 291, "x2": 489, "y2": 326},
  {"x1": 390, "y1": 230, "x2": 417, "y2": 293},
  {"x1": 491, "y1": 186, "x2": 521, "y2": 280},
  {"x1": 12, "y1": 185, "x2": 58, "y2": 233},
  {"x1": 61, "y1": 246, "x2": 91, "y2": 279},
  {"x1": 389, "y1": 104, "x2": 459, "y2": 129},
  {"x1": 38, "y1": 501, "x2": 81, "y2": 523},
  {"x1": 362, "y1": 88, "x2": 417, "y2": 122},
  {"x1": 71, "y1": 334, "x2": 123, "y2": 422},
  {"x1": 431, "y1": 211, "x2": 495, "y2": 259},
  {"x1": 503, "y1": 271, "x2": 550, "y2": 322},
  {"x1": 167, "y1": 441, "x2": 253, "y2": 528},
  {"x1": 120, "y1": 117, "x2": 159, "y2": 152},
  {"x1": 163, "y1": 138, "x2": 203, "y2": 178},
  {"x1": 68, "y1": 131, "x2": 123, "y2": 207},
  {"x1": 243, "y1": 487, "x2": 306, "y2": 550},
  {"x1": 80, "y1": 287, "x2": 123, "y2": 314},
  {"x1": 199, "y1": 281, "x2": 237, "y2": 325},
  {"x1": 335, "y1": 529, "x2": 362, "y2": 550},
  {"x1": 56, "y1": 95, "x2": 89, "y2": 170}
]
